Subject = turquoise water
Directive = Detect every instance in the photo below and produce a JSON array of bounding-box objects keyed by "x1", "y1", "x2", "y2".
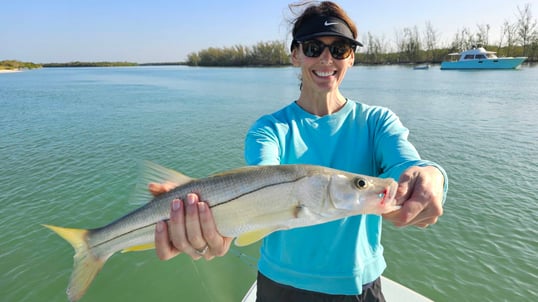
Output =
[{"x1": 1, "y1": 65, "x2": 537, "y2": 301}]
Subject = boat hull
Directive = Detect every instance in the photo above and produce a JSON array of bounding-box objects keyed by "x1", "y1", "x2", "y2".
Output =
[
  {"x1": 413, "y1": 64, "x2": 430, "y2": 70},
  {"x1": 440, "y1": 57, "x2": 526, "y2": 70}
]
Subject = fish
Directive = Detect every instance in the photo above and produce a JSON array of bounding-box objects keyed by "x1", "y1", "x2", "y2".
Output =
[{"x1": 44, "y1": 163, "x2": 400, "y2": 302}]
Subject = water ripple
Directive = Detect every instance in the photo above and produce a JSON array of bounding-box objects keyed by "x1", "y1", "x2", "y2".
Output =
[{"x1": 2, "y1": 66, "x2": 537, "y2": 302}]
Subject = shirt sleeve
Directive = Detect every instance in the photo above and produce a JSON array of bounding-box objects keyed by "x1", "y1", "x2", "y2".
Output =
[
  {"x1": 244, "y1": 116, "x2": 281, "y2": 166},
  {"x1": 371, "y1": 107, "x2": 449, "y2": 204}
]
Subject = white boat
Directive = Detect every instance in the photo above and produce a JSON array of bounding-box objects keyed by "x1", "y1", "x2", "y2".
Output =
[
  {"x1": 241, "y1": 276, "x2": 433, "y2": 302},
  {"x1": 440, "y1": 45, "x2": 526, "y2": 70},
  {"x1": 413, "y1": 64, "x2": 430, "y2": 70}
]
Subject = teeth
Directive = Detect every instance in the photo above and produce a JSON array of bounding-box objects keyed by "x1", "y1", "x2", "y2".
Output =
[{"x1": 315, "y1": 71, "x2": 335, "y2": 77}]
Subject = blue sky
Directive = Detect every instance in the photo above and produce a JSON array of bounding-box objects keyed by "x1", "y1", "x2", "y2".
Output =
[{"x1": 2, "y1": 0, "x2": 536, "y2": 63}]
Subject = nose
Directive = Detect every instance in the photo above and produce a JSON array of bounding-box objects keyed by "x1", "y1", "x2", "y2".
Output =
[{"x1": 319, "y1": 47, "x2": 333, "y2": 64}]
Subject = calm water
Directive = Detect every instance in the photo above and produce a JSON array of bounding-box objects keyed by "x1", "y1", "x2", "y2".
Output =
[{"x1": 1, "y1": 65, "x2": 537, "y2": 302}]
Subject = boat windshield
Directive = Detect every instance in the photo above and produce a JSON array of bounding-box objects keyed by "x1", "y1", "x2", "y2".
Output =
[{"x1": 462, "y1": 53, "x2": 498, "y2": 60}]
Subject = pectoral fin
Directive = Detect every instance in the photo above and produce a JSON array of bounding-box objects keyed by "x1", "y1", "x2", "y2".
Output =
[
  {"x1": 235, "y1": 227, "x2": 284, "y2": 247},
  {"x1": 234, "y1": 204, "x2": 305, "y2": 246}
]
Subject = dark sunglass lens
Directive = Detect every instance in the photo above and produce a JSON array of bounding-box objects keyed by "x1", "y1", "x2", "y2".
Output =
[
  {"x1": 303, "y1": 41, "x2": 323, "y2": 57},
  {"x1": 301, "y1": 40, "x2": 353, "y2": 59},
  {"x1": 330, "y1": 43, "x2": 352, "y2": 59}
]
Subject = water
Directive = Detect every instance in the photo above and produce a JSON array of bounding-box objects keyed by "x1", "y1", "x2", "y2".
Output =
[{"x1": 1, "y1": 65, "x2": 537, "y2": 302}]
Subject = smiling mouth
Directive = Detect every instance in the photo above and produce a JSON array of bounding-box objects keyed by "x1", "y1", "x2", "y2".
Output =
[{"x1": 314, "y1": 70, "x2": 337, "y2": 77}]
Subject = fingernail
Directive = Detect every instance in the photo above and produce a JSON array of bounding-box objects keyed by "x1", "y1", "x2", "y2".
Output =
[
  {"x1": 197, "y1": 202, "x2": 205, "y2": 212},
  {"x1": 187, "y1": 194, "x2": 196, "y2": 205},
  {"x1": 172, "y1": 199, "x2": 181, "y2": 211},
  {"x1": 156, "y1": 221, "x2": 164, "y2": 232}
]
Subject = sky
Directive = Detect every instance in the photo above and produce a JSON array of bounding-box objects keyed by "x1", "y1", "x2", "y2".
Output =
[{"x1": 2, "y1": 0, "x2": 537, "y2": 63}]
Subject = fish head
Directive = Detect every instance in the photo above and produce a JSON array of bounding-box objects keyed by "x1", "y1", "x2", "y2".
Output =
[{"x1": 327, "y1": 173, "x2": 400, "y2": 215}]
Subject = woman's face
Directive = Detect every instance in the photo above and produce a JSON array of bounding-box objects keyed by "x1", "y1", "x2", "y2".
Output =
[{"x1": 292, "y1": 36, "x2": 355, "y2": 93}]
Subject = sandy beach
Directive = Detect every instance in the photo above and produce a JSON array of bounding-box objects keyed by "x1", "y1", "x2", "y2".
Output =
[{"x1": 0, "y1": 69, "x2": 21, "y2": 73}]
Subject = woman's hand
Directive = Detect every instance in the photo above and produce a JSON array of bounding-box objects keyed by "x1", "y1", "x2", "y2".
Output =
[
  {"x1": 149, "y1": 183, "x2": 233, "y2": 260},
  {"x1": 382, "y1": 166, "x2": 445, "y2": 228}
]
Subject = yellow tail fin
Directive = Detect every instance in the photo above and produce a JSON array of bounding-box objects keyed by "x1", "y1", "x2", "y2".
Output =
[{"x1": 43, "y1": 224, "x2": 107, "y2": 302}]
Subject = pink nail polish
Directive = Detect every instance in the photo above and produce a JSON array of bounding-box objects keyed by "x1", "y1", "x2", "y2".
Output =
[
  {"x1": 187, "y1": 194, "x2": 196, "y2": 205},
  {"x1": 172, "y1": 199, "x2": 181, "y2": 211}
]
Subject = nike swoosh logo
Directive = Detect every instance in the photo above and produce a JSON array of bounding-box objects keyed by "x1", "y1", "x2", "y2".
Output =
[{"x1": 324, "y1": 21, "x2": 339, "y2": 26}]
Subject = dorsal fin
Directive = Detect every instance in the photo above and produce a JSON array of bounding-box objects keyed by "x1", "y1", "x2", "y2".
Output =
[
  {"x1": 128, "y1": 161, "x2": 195, "y2": 206},
  {"x1": 142, "y1": 161, "x2": 194, "y2": 185}
]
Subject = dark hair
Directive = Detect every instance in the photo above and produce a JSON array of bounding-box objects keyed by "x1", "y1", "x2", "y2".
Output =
[{"x1": 289, "y1": 1, "x2": 358, "y2": 51}]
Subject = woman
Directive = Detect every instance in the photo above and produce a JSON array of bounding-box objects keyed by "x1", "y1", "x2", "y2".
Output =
[{"x1": 152, "y1": 2, "x2": 447, "y2": 302}]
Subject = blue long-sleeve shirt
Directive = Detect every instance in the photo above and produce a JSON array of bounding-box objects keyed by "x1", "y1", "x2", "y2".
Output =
[{"x1": 244, "y1": 100, "x2": 447, "y2": 295}]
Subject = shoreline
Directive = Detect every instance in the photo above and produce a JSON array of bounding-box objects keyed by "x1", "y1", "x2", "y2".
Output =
[{"x1": 0, "y1": 69, "x2": 21, "y2": 73}]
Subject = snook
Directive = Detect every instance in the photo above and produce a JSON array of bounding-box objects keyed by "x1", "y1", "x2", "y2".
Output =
[{"x1": 44, "y1": 163, "x2": 399, "y2": 302}]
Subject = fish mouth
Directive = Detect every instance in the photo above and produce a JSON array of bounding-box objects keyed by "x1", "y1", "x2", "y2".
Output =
[{"x1": 380, "y1": 181, "x2": 398, "y2": 207}]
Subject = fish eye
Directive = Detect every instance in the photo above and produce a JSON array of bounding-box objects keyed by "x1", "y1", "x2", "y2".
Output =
[{"x1": 354, "y1": 177, "x2": 368, "y2": 189}]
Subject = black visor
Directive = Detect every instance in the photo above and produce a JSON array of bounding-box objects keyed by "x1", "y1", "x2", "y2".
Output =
[{"x1": 293, "y1": 15, "x2": 363, "y2": 49}]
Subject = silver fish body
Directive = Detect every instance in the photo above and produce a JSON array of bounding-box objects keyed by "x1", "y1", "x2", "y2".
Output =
[{"x1": 44, "y1": 163, "x2": 399, "y2": 301}]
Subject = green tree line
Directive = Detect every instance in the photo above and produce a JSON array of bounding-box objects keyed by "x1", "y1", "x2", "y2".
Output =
[
  {"x1": 43, "y1": 61, "x2": 138, "y2": 67},
  {"x1": 186, "y1": 41, "x2": 289, "y2": 66},
  {"x1": 185, "y1": 41, "x2": 535, "y2": 67},
  {"x1": 0, "y1": 60, "x2": 42, "y2": 70}
]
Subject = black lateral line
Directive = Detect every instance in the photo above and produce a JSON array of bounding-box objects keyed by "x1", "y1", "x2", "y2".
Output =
[{"x1": 90, "y1": 176, "x2": 306, "y2": 249}]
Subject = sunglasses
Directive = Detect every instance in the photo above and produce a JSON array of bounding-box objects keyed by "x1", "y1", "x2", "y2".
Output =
[{"x1": 298, "y1": 40, "x2": 356, "y2": 60}]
